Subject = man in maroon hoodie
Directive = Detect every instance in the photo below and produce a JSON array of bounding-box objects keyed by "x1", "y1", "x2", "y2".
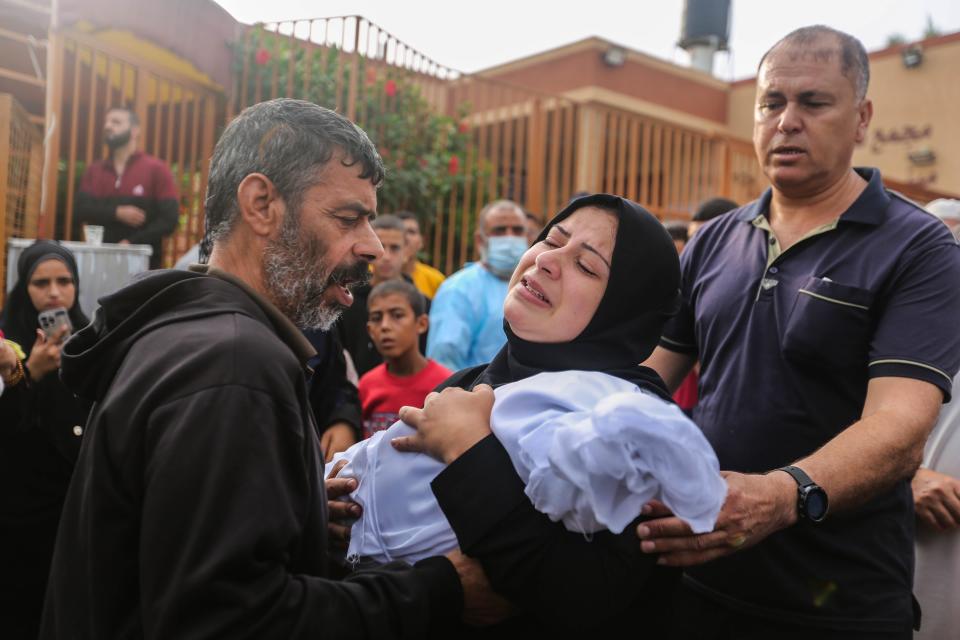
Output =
[{"x1": 74, "y1": 106, "x2": 179, "y2": 268}]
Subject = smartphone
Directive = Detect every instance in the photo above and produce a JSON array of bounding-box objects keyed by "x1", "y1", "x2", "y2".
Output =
[{"x1": 38, "y1": 307, "x2": 73, "y2": 340}]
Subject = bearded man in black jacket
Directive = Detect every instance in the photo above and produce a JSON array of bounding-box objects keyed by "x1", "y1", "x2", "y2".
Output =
[{"x1": 41, "y1": 98, "x2": 502, "y2": 639}]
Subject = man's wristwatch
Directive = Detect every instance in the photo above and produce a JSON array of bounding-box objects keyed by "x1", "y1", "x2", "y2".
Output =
[{"x1": 777, "y1": 465, "x2": 829, "y2": 523}]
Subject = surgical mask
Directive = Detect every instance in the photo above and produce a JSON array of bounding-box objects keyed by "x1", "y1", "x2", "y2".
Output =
[{"x1": 482, "y1": 235, "x2": 527, "y2": 278}]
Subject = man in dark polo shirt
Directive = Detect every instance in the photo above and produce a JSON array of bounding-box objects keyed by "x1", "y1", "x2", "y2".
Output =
[
  {"x1": 75, "y1": 106, "x2": 179, "y2": 268},
  {"x1": 637, "y1": 26, "x2": 960, "y2": 639}
]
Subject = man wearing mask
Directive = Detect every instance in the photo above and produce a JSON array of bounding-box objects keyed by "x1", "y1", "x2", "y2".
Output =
[
  {"x1": 427, "y1": 199, "x2": 527, "y2": 371},
  {"x1": 75, "y1": 106, "x2": 179, "y2": 268}
]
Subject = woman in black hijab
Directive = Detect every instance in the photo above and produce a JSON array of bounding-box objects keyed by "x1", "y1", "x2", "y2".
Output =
[
  {"x1": 387, "y1": 194, "x2": 685, "y2": 635},
  {"x1": 0, "y1": 240, "x2": 89, "y2": 639}
]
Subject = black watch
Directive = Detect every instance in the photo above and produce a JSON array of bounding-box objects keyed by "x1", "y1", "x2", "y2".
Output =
[{"x1": 777, "y1": 465, "x2": 829, "y2": 523}]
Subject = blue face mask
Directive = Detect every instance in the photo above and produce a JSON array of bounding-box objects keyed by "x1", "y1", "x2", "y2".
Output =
[{"x1": 483, "y1": 235, "x2": 528, "y2": 278}]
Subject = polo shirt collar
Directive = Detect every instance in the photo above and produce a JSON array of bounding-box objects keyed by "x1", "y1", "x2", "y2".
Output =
[{"x1": 736, "y1": 167, "x2": 890, "y2": 227}]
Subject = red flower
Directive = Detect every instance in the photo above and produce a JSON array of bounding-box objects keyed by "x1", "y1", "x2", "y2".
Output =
[
  {"x1": 254, "y1": 48, "x2": 271, "y2": 66},
  {"x1": 378, "y1": 147, "x2": 389, "y2": 159},
  {"x1": 458, "y1": 120, "x2": 470, "y2": 133},
  {"x1": 448, "y1": 155, "x2": 460, "y2": 176},
  {"x1": 385, "y1": 79, "x2": 397, "y2": 97},
  {"x1": 419, "y1": 157, "x2": 429, "y2": 169}
]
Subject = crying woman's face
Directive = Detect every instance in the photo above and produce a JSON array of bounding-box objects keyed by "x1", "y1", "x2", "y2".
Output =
[{"x1": 503, "y1": 207, "x2": 617, "y2": 344}]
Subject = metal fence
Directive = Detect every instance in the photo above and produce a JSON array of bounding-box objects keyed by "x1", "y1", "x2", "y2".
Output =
[
  {"x1": 0, "y1": 92, "x2": 43, "y2": 306},
  {"x1": 233, "y1": 16, "x2": 769, "y2": 272}
]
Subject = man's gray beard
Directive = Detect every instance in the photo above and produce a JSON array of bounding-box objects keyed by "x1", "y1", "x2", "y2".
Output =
[{"x1": 262, "y1": 214, "x2": 345, "y2": 331}]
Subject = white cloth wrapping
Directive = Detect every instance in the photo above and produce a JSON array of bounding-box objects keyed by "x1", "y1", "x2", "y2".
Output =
[{"x1": 328, "y1": 370, "x2": 727, "y2": 565}]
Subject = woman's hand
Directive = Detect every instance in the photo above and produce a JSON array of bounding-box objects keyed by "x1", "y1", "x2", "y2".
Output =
[
  {"x1": 392, "y1": 384, "x2": 495, "y2": 464},
  {"x1": 26, "y1": 327, "x2": 68, "y2": 381}
]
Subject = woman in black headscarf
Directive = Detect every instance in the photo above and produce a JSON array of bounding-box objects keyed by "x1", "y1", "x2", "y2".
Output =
[
  {"x1": 324, "y1": 195, "x2": 693, "y2": 634},
  {"x1": 0, "y1": 240, "x2": 90, "y2": 640}
]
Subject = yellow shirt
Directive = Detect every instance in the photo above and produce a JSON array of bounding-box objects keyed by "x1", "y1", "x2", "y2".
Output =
[{"x1": 411, "y1": 261, "x2": 446, "y2": 300}]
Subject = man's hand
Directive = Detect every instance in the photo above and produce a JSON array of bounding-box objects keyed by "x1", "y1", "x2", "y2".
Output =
[
  {"x1": 912, "y1": 467, "x2": 960, "y2": 531},
  {"x1": 325, "y1": 459, "x2": 361, "y2": 549},
  {"x1": 26, "y1": 327, "x2": 68, "y2": 381},
  {"x1": 321, "y1": 422, "x2": 357, "y2": 463},
  {"x1": 446, "y1": 549, "x2": 516, "y2": 627},
  {"x1": 637, "y1": 470, "x2": 797, "y2": 567},
  {"x1": 116, "y1": 205, "x2": 146, "y2": 227},
  {"x1": 392, "y1": 384, "x2": 495, "y2": 464}
]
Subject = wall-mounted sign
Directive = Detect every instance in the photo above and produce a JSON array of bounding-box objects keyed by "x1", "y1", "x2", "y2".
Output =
[{"x1": 870, "y1": 124, "x2": 933, "y2": 154}]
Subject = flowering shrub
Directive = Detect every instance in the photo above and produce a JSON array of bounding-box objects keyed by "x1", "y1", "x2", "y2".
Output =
[{"x1": 235, "y1": 27, "x2": 496, "y2": 268}]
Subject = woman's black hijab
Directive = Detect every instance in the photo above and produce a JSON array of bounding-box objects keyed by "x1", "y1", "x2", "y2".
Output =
[
  {"x1": 0, "y1": 240, "x2": 88, "y2": 354},
  {"x1": 462, "y1": 193, "x2": 681, "y2": 401}
]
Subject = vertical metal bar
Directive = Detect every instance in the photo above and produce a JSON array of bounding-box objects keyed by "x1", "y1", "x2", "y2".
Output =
[
  {"x1": 639, "y1": 120, "x2": 651, "y2": 206},
  {"x1": 334, "y1": 18, "x2": 347, "y2": 111},
  {"x1": 546, "y1": 105, "x2": 560, "y2": 216},
  {"x1": 39, "y1": 30, "x2": 65, "y2": 237},
  {"x1": 690, "y1": 134, "x2": 703, "y2": 214},
  {"x1": 302, "y1": 20, "x2": 315, "y2": 102},
  {"x1": 85, "y1": 48, "x2": 98, "y2": 167},
  {"x1": 164, "y1": 80, "x2": 175, "y2": 161},
  {"x1": 237, "y1": 26, "x2": 251, "y2": 112},
  {"x1": 287, "y1": 20, "x2": 297, "y2": 97},
  {"x1": 151, "y1": 77, "x2": 162, "y2": 155},
  {"x1": 175, "y1": 88, "x2": 188, "y2": 229},
  {"x1": 603, "y1": 112, "x2": 616, "y2": 194},
  {"x1": 270, "y1": 24, "x2": 281, "y2": 99},
  {"x1": 346, "y1": 17, "x2": 360, "y2": 120},
  {"x1": 650, "y1": 124, "x2": 662, "y2": 213},
  {"x1": 0, "y1": 96, "x2": 10, "y2": 274},
  {"x1": 616, "y1": 114, "x2": 628, "y2": 196},
  {"x1": 432, "y1": 196, "x2": 443, "y2": 273},
  {"x1": 64, "y1": 46, "x2": 82, "y2": 240},
  {"x1": 561, "y1": 104, "x2": 574, "y2": 204},
  {"x1": 627, "y1": 118, "x2": 640, "y2": 202},
  {"x1": 459, "y1": 139, "x2": 474, "y2": 267},
  {"x1": 680, "y1": 132, "x2": 692, "y2": 213},
  {"x1": 444, "y1": 181, "x2": 458, "y2": 275}
]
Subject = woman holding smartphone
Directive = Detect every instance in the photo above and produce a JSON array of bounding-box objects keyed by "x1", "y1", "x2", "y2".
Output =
[{"x1": 0, "y1": 240, "x2": 89, "y2": 639}]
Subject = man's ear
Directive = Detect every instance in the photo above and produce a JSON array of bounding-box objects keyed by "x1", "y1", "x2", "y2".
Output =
[
  {"x1": 237, "y1": 173, "x2": 285, "y2": 239},
  {"x1": 416, "y1": 313, "x2": 429, "y2": 336},
  {"x1": 854, "y1": 99, "x2": 873, "y2": 145}
]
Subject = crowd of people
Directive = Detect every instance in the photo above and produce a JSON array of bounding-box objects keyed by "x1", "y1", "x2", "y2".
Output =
[{"x1": 2, "y1": 23, "x2": 960, "y2": 640}]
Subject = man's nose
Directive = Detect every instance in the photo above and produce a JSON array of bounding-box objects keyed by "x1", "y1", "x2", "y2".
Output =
[
  {"x1": 357, "y1": 220, "x2": 384, "y2": 262},
  {"x1": 777, "y1": 102, "x2": 803, "y2": 134}
]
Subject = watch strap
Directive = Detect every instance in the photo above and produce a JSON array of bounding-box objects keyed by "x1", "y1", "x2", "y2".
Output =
[{"x1": 778, "y1": 465, "x2": 815, "y2": 488}]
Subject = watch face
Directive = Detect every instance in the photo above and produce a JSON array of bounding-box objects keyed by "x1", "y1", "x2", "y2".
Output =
[{"x1": 804, "y1": 488, "x2": 829, "y2": 522}]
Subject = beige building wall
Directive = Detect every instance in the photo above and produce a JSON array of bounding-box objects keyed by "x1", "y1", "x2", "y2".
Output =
[
  {"x1": 727, "y1": 81, "x2": 757, "y2": 142},
  {"x1": 856, "y1": 36, "x2": 960, "y2": 195}
]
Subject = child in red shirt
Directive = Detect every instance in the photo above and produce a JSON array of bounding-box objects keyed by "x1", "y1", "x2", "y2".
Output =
[{"x1": 358, "y1": 280, "x2": 451, "y2": 439}]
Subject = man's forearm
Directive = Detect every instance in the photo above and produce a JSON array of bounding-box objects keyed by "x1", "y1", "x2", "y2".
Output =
[
  {"x1": 75, "y1": 192, "x2": 117, "y2": 226},
  {"x1": 790, "y1": 378, "x2": 941, "y2": 513}
]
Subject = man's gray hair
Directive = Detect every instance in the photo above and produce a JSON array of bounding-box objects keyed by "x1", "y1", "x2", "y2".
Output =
[
  {"x1": 201, "y1": 99, "x2": 385, "y2": 260},
  {"x1": 758, "y1": 25, "x2": 870, "y2": 101},
  {"x1": 476, "y1": 199, "x2": 524, "y2": 235}
]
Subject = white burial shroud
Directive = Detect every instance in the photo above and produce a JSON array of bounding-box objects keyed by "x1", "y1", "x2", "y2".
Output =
[{"x1": 328, "y1": 370, "x2": 728, "y2": 565}]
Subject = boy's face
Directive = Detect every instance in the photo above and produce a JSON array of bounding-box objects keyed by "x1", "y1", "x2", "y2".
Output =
[
  {"x1": 373, "y1": 228, "x2": 406, "y2": 283},
  {"x1": 366, "y1": 292, "x2": 428, "y2": 359}
]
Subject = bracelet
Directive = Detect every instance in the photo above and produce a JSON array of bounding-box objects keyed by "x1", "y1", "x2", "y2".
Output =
[{"x1": 4, "y1": 357, "x2": 25, "y2": 387}]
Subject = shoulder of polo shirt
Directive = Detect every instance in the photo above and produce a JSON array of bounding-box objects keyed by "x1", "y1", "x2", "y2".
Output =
[{"x1": 887, "y1": 190, "x2": 927, "y2": 213}]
